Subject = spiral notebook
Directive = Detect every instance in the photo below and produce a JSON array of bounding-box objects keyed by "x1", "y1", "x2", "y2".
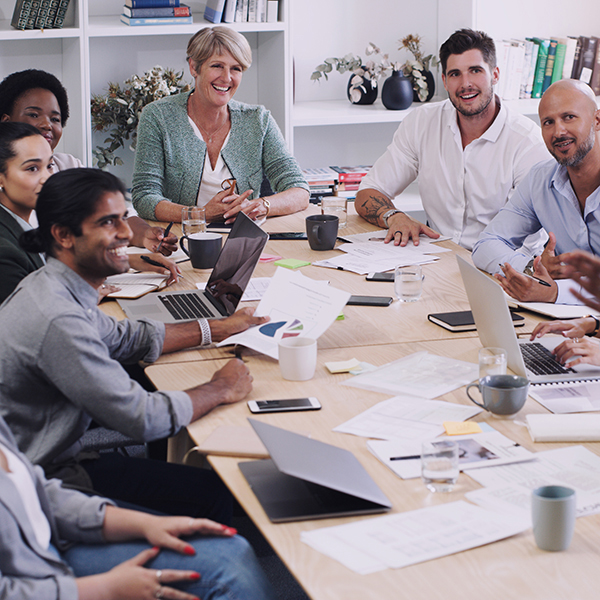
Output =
[{"x1": 529, "y1": 380, "x2": 600, "y2": 413}]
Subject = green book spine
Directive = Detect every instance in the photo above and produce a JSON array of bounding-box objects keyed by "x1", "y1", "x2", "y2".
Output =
[
  {"x1": 34, "y1": 0, "x2": 51, "y2": 28},
  {"x1": 45, "y1": 0, "x2": 58, "y2": 27},
  {"x1": 24, "y1": 0, "x2": 40, "y2": 29},
  {"x1": 10, "y1": 0, "x2": 31, "y2": 30},
  {"x1": 531, "y1": 39, "x2": 549, "y2": 99},
  {"x1": 51, "y1": 0, "x2": 70, "y2": 28},
  {"x1": 541, "y1": 39, "x2": 558, "y2": 94},
  {"x1": 551, "y1": 41, "x2": 567, "y2": 84}
]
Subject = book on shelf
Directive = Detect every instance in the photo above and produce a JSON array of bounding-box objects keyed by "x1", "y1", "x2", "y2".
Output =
[
  {"x1": 330, "y1": 165, "x2": 371, "y2": 182},
  {"x1": 550, "y1": 38, "x2": 567, "y2": 85},
  {"x1": 590, "y1": 39, "x2": 600, "y2": 95},
  {"x1": 120, "y1": 13, "x2": 192, "y2": 25},
  {"x1": 204, "y1": 0, "x2": 226, "y2": 23},
  {"x1": 11, "y1": 0, "x2": 31, "y2": 30},
  {"x1": 123, "y1": 3, "x2": 190, "y2": 17},
  {"x1": 34, "y1": 0, "x2": 50, "y2": 28},
  {"x1": 561, "y1": 36, "x2": 578, "y2": 80},
  {"x1": 541, "y1": 38, "x2": 558, "y2": 95},
  {"x1": 518, "y1": 39, "x2": 535, "y2": 99},
  {"x1": 45, "y1": 0, "x2": 58, "y2": 28},
  {"x1": 222, "y1": 0, "x2": 236, "y2": 22},
  {"x1": 124, "y1": 0, "x2": 180, "y2": 7},
  {"x1": 247, "y1": 0, "x2": 257, "y2": 22},
  {"x1": 531, "y1": 38, "x2": 549, "y2": 99},
  {"x1": 267, "y1": 0, "x2": 278, "y2": 22},
  {"x1": 578, "y1": 37, "x2": 598, "y2": 85},
  {"x1": 235, "y1": 0, "x2": 248, "y2": 22},
  {"x1": 51, "y1": 0, "x2": 71, "y2": 28},
  {"x1": 24, "y1": 0, "x2": 40, "y2": 29}
]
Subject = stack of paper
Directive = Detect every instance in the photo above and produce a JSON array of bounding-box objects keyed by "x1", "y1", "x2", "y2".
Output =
[{"x1": 526, "y1": 413, "x2": 600, "y2": 442}]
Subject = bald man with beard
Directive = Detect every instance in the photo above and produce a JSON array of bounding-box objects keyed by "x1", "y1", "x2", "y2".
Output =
[{"x1": 472, "y1": 79, "x2": 600, "y2": 304}]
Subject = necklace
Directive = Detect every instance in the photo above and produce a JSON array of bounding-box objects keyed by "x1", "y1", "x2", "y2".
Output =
[{"x1": 188, "y1": 91, "x2": 229, "y2": 144}]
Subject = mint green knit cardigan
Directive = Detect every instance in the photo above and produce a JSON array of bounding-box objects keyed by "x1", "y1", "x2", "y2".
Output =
[{"x1": 132, "y1": 91, "x2": 308, "y2": 220}]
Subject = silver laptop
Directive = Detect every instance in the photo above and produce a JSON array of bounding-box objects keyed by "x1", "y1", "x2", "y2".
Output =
[
  {"x1": 239, "y1": 419, "x2": 392, "y2": 523},
  {"x1": 457, "y1": 255, "x2": 600, "y2": 384},
  {"x1": 118, "y1": 213, "x2": 268, "y2": 323}
]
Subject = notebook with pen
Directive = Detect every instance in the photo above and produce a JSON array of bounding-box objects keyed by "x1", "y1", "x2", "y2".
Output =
[
  {"x1": 457, "y1": 255, "x2": 600, "y2": 384},
  {"x1": 117, "y1": 212, "x2": 268, "y2": 323},
  {"x1": 239, "y1": 419, "x2": 392, "y2": 523}
]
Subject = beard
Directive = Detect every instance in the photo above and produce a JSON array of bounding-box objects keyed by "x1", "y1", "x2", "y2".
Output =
[
  {"x1": 448, "y1": 83, "x2": 495, "y2": 118},
  {"x1": 550, "y1": 125, "x2": 596, "y2": 168}
]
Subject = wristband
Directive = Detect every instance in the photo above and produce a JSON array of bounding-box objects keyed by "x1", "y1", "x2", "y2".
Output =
[
  {"x1": 260, "y1": 197, "x2": 270, "y2": 217},
  {"x1": 585, "y1": 315, "x2": 600, "y2": 337},
  {"x1": 198, "y1": 319, "x2": 212, "y2": 346}
]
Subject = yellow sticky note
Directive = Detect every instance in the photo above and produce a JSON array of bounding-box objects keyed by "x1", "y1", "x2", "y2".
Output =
[
  {"x1": 443, "y1": 421, "x2": 482, "y2": 436},
  {"x1": 273, "y1": 258, "x2": 311, "y2": 269},
  {"x1": 325, "y1": 358, "x2": 361, "y2": 374}
]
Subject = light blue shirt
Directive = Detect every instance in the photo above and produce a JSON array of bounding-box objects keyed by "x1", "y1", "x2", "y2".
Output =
[{"x1": 472, "y1": 159, "x2": 600, "y2": 304}]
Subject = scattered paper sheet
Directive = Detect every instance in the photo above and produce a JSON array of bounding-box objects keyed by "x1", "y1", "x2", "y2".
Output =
[
  {"x1": 126, "y1": 246, "x2": 189, "y2": 262},
  {"x1": 526, "y1": 413, "x2": 600, "y2": 442},
  {"x1": 197, "y1": 277, "x2": 271, "y2": 302},
  {"x1": 301, "y1": 501, "x2": 529, "y2": 573},
  {"x1": 217, "y1": 267, "x2": 350, "y2": 359},
  {"x1": 338, "y1": 230, "x2": 451, "y2": 247},
  {"x1": 466, "y1": 445, "x2": 600, "y2": 517},
  {"x1": 333, "y1": 396, "x2": 481, "y2": 439},
  {"x1": 342, "y1": 351, "x2": 479, "y2": 398},
  {"x1": 529, "y1": 380, "x2": 600, "y2": 413}
]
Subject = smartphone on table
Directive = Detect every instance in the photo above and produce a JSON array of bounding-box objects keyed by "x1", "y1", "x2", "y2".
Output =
[
  {"x1": 365, "y1": 272, "x2": 394, "y2": 282},
  {"x1": 268, "y1": 232, "x2": 308, "y2": 240},
  {"x1": 347, "y1": 295, "x2": 393, "y2": 306},
  {"x1": 247, "y1": 397, "x2": 322, "y2": 413}
]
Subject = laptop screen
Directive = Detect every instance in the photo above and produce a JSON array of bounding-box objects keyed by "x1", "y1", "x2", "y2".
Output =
[{"x1": 204, "y1": 212, "x2": 269, "y2": 316}]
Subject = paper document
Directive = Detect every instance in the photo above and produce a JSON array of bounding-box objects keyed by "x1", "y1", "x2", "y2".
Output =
[
  {"x1": 197, "y1": 277, "x2": 271, "y2": 302},
  {"x1": 126, "y1": 246, "x2": 189, "y2": 263},
  {"x1": 301, "y1": 501, "x2": 529, "y2": 573},
  {"x1": 334, "y1": 396, "x2": 481, "y2": 440},
  {"x1": 529, "y1": 380, "x2": 600, "y2": 413},
  {"x1": 342, "y1": 351, "x2": 479, "y2": 398},
  {"x1": 338, "y1": 230, "x2": 451, "y2": 247},
  {"x1": 526, "y1": 413, "x2": 600, "y2": 442},
  {"x1": 217, "y1": 267, "x2": 350, "y2": 359},
  {"x1": 466, "y1": 445, "x2": 600, "y2": 518},
  {"x1": 507, "y1": 297, "x2": 599, "y2": 319}
]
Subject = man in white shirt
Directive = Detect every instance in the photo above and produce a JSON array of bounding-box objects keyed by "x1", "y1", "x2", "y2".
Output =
[{"x1": 355, "y1": 28, "x2": 548, "y2": 250}]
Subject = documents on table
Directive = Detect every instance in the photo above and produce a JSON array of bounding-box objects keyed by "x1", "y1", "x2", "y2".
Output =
[
  {"x1": 197, "y1": 277, "x2": 271, "y2": 302},
  {"x1": 526, "y1": 413, "x2": 600, "y2": 442},
  {"x1": 126, "y1": 246, "x2": 189, "y2": 263},
  {"x1": 217, "y1": 267, "x2": 350, "y2": 359},
  {"x1": 312, "y1": 241, "x2": 443, "y2": 274},
  {"x1": 338, "y1": 230, "x2": 452, "y2": 247},
  {"x1": 300, "y1": 501, "x2": 529, "y2": 574},
  {"x1": 529, "y1": 380, "x2": 600, "y2": 413},
  {"x1": 342, "y1": 351, "x2": 479, "y2": 398},
  {"x1": 465, "y1": 445, "x2": 600, "y2": 518},
  {"x1": 105, "y1": 272, "x2": 169, "y2": 299},
  {"x1": 506, "y1": 296, "x2": 600, "y2": 319},
  {"x1": 368, "y1": 430, "x2": 534, "y2": 480},
  {"x1": 333, "y1": 396, "x2": 481, "y2": 440}
]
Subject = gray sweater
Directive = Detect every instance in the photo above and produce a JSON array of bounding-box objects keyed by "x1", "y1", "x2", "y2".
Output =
[{"x1": 132, "y1": 91, "x2": 308, "y2": 219}]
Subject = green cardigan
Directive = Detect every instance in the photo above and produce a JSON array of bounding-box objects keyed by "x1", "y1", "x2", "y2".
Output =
[{"x1": 132, "y1": 91, "x2": 308, "y2": 220}]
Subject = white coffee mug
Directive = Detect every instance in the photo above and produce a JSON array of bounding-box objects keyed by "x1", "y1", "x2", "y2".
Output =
[{"x1": 278, "y1": 337, "x2": 317, "y2": 381}]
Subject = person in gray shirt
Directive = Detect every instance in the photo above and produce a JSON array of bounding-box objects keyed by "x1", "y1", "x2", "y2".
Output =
[{"x1": 0, "y1": 167, "x2": 267, "y2": 522}]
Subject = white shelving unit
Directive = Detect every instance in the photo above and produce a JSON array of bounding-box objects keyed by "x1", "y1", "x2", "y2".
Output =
[{"x1": 0, "y1": 0, "x2": 291, "y2": 186}]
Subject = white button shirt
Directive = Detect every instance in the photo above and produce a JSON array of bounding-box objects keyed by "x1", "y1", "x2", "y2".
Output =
[{"x1": 359, "y1": 98, "x2": 550, "y2": 250}]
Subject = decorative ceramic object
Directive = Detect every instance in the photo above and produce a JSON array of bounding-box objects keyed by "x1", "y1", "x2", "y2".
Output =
[
  {"x1": 382, "y1": 70, "x2": 413, "y2": 110},
  {"x1": 347, "y1": 72, "x2": 378, "y2": 105}
]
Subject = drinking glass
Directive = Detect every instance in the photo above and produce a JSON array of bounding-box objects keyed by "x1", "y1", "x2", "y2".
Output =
[
  {"x1": 321, "y1": 197, "x2": 348, "y2": 228},
  {"x1": 182, "y1": 206, "x2": 206, "y2": 238},
  {"x1": 421, "y1": 440, "x2": 459, "y2": 493},
  {"x1": 478, "y1": 347, "x2": 507, "y2": 379},
  {"x1": 394, "y1": 264, "x2": 423, "y2": 302}
]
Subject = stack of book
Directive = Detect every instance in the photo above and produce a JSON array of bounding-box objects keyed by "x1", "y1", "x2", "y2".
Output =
[
  {"x1": 204, "y1": 0, "x2": 279, "y2": 24},
  {"x1": 302, "y1": 168, "x2": 339, "y2": 202},
  {"x1": 330, "y1": 166, "x2": 371, "y2": 193},
  {"x1": 11, "y1": 0, "x2": 71, "y2": 30},
  {"x1": 495, "y1": 35, "x2": 600, "y2": 100},
  {"x1": 121, "y1": 0, "x2": 193, "y2": 26}
]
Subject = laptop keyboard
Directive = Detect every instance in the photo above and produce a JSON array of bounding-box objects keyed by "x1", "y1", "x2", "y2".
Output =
[
  {"x1": 158, "y1": 293, "x2": 214, "y2": 320},
  {"x1": 520, "y1": 342, "x2": 575, "y2": 376}
]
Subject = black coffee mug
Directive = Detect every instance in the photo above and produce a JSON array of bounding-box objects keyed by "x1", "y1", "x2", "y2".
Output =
[
  {"x1": 180, "y1": 233, "x2": 222, "y2": 269},
  {"x1": 306, "y1": 214, "x2": 339, "y2": 251}
]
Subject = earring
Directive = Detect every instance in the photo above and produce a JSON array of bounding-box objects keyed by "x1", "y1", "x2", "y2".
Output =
[{"x1": 0, "y1": 185, "x2": 3, "y2": 193}]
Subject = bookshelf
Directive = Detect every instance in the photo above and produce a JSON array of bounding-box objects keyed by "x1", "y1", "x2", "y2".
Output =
[{"x1": 0, "y1": 0, "x2": 290, "y2": 186}]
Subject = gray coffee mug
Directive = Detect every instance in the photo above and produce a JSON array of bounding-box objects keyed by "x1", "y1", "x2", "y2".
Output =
[
  {"x1": 180, "y1": 232, "x2": 222, "y2": 269},
  {"x1": 532, "y1": 485, "x2": 576, "y2": 551},
  {"x1": 466, "y1": 374, "x2": 529, "y2": 416},
  {"x1": 306, "y1": 214, "x2": 339, "y2": 251}
]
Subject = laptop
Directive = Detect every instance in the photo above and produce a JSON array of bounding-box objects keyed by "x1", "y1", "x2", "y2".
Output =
[
  {"x1": 118, "y1": 212, "x2": 268, "y2": 323},
  {"x1": 239, "y1": 419, "x2": 392, "y2": 523},
  {"x1": 457, "y1": 255, "x2": 600, "y2": 384}
]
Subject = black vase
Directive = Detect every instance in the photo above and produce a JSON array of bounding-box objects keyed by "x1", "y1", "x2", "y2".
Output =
[
  {"x1": 381, "y1": 70, "x2": 413, "y2": 110},
  {"x1": 346, "y1": 71, "x2": 377, "y2": 105},
  {"x1": 413, "y1": 69, "x2": 436, "y2": 102}
]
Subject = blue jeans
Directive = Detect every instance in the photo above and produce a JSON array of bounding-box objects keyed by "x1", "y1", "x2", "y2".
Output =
[{"x1": 63, "y1": 534, "x2": 276, "y2": 600}]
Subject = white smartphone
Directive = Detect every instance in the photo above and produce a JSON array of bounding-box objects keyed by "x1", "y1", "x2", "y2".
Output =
[{"x1": 247, "y1": 397, "x2": 321, "y2": 413}]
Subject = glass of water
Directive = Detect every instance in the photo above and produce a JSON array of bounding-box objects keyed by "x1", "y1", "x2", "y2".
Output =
[
  {"x1": 478, "y1": 347, "x2": 507, "y2": 379},
  {"x1": 421, "y1": 440, "x2": 459, "y2": 493},
  {"x1": 394, "y1": 264, "x2": 423, "y2": 302},
  {"x1": 321, "y1": 197, "x2": 348, "y2": 228},
  {"x1": 182, "y1": 206, "x2": 206, "y2": 237}
]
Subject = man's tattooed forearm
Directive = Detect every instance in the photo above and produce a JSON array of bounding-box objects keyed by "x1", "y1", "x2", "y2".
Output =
[{"x1": 360, "y1": 194, "x2": 394, "y2": 225}]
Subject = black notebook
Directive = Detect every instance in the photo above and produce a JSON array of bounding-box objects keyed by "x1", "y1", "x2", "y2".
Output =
[{"x1": 428, "y1": 310, "x2": 524, "y2": 332}]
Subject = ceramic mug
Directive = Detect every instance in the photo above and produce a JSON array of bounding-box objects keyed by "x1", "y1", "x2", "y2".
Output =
[
  {"x1": 532, "y1": 485, "x2": 576, "y2": 552},
  {"x1": 466, "y1": 374, "x2": 529, "y2": 416},
  {"x1": 180, "y1": 232, "x2": 222, "y2": 269},
  {"x1": 306, "y1": 214, "x2": 339, "y2": 251}
]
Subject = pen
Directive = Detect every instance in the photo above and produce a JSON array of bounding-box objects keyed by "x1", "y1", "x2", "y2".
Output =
[
  {"x1": 140, "y1": 255, "x2": 185, "y2": 281},
  {"x1": 498, "y1": 263, "x2": 552, "y2": 287},
  {"x1": 156, "y1": 222, "x2": 174, "y2": 253},
  {"x1": 390, "y1": 455, "x2": 421, "y2": 461}
]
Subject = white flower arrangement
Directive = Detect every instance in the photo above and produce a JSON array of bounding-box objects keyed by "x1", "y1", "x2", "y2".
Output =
[{"x1": 91, "y1": 65, "x2": 191, "y2": 168}]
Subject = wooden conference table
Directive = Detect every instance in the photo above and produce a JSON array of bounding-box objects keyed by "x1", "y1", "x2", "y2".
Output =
[{"x1": 112, "y1": 206, "x2": 600, "y2": 600}]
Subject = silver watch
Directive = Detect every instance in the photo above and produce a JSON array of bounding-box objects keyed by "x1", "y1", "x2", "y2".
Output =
[{"x1": 382, "y1": 209, "x2": 403, "y2": 228}]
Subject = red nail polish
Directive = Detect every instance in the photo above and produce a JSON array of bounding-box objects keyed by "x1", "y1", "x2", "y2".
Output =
[
  {"x1": 152, "y1": 546, "x2": 160, "y2": 553},
  {"x1": 184, "y1": 546, "x2": 196, "y2": 556},
  {"x1": 224, "y1": 527, "x2": 237, "y2": 536},
  {"x1": 189, "y1": 573, "x2": 201, "y2": 580}
]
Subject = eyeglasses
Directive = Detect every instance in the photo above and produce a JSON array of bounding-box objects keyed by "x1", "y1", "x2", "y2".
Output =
[{"x1": 221, "y1": 178, "x2": 236, "y2": 194}]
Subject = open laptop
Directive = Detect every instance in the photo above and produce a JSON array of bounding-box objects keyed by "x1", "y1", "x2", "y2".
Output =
[
  {"x1": 239, "y1": 419, "x2": 392, "y2": 523},
  {"x1": 118, "y1": 212, "x2": 268, "y2": 323},
  {"x1": 457, "y1": 255, "x2": 600, "y2": 384}
]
